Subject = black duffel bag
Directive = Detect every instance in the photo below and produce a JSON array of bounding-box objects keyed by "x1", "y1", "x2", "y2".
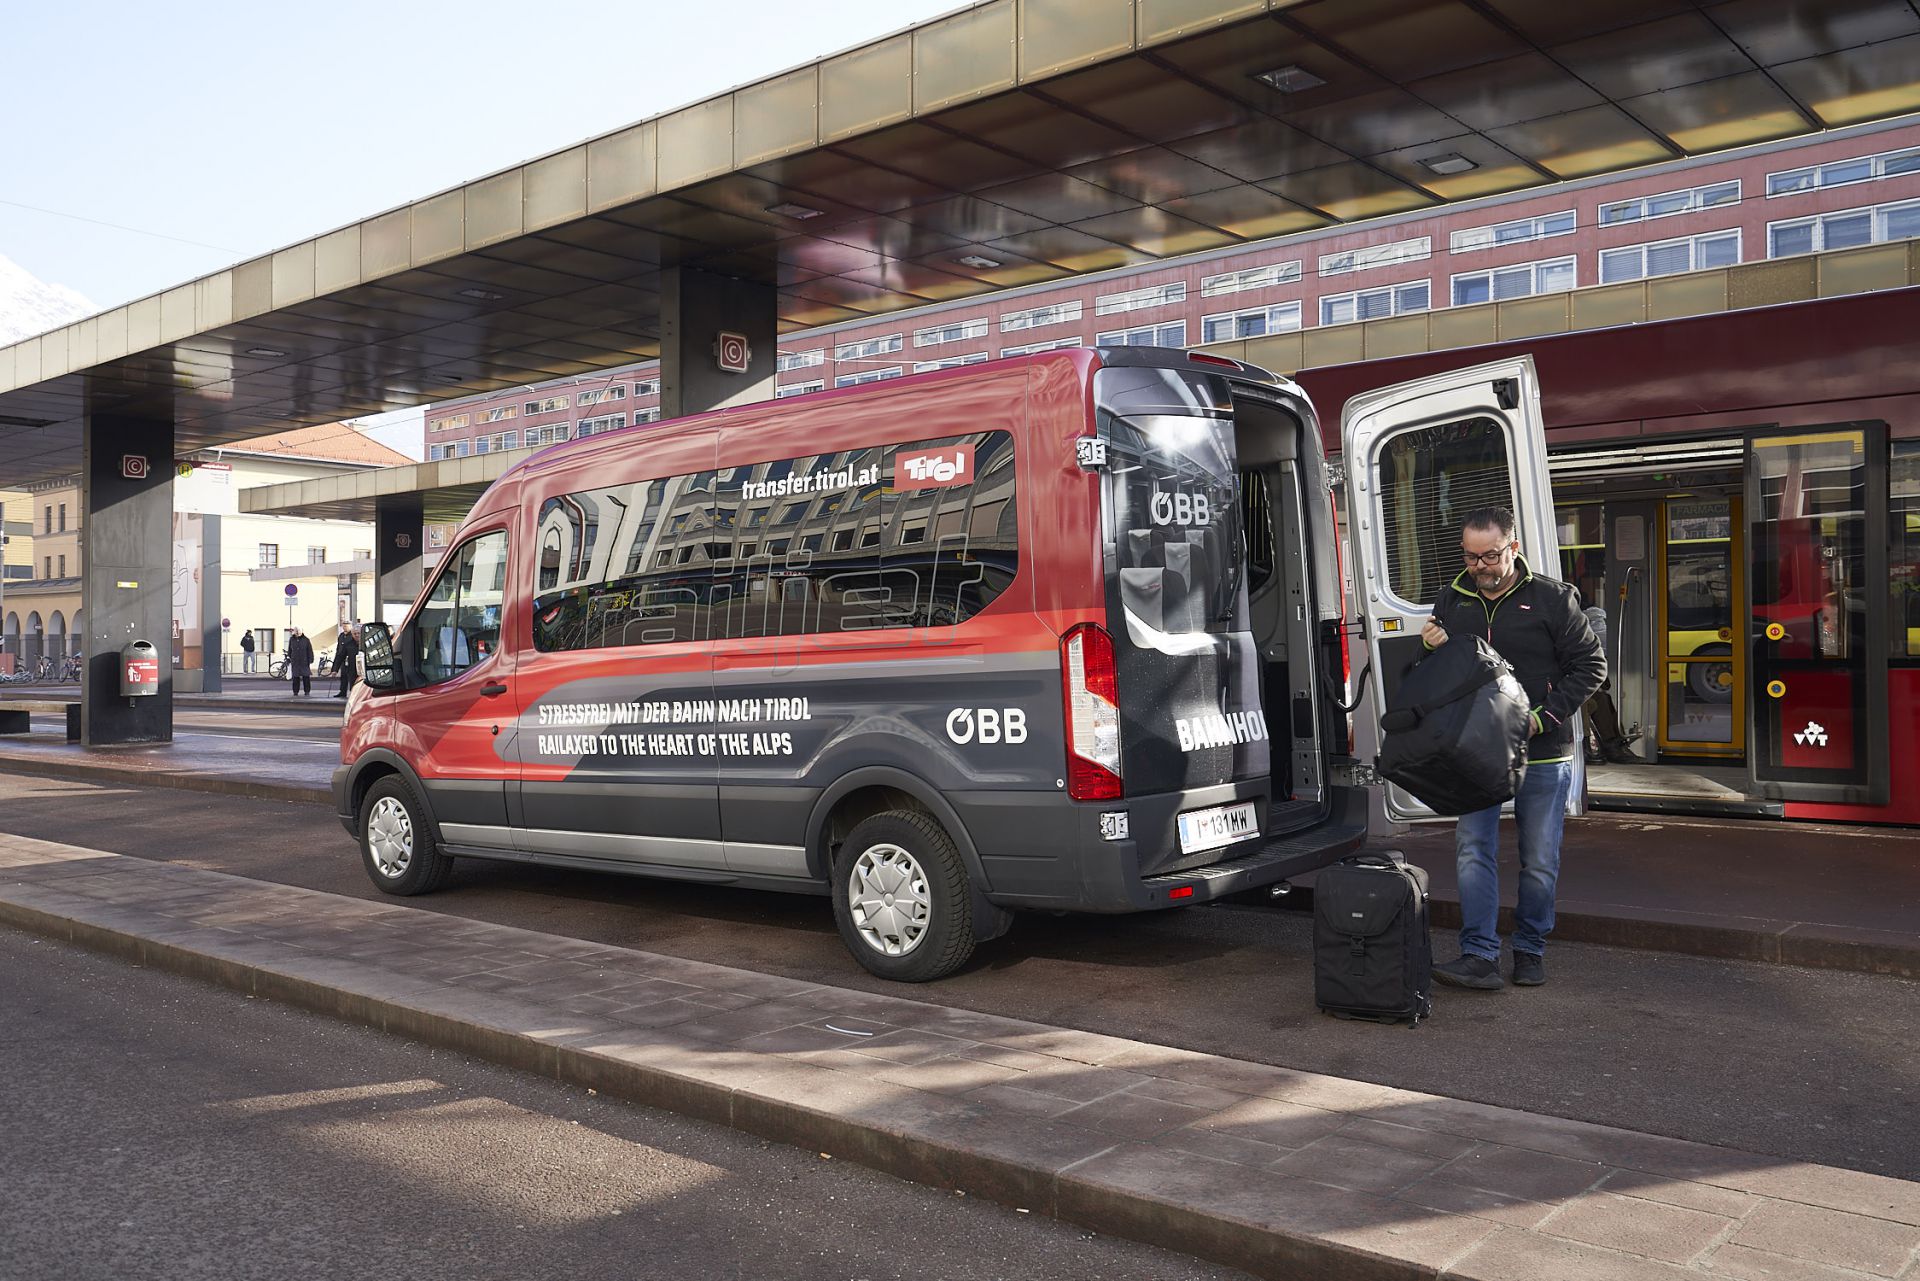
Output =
[{"x1": 1375, "y1": 635, "x2": 1532, "y2": 815}]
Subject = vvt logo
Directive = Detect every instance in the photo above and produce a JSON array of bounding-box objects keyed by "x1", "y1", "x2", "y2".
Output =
[{"x1": 1793, "y1": 721, "x2": 1829, "y2": 748}]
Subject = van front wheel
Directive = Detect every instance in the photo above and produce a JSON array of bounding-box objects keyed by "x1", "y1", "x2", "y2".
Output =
[
  {"x1": 358, "y1": 775, "x2": 453, "y2": 896},
  {"x1": 831, "y1": 810, "x2": 976, "y2": 982}
]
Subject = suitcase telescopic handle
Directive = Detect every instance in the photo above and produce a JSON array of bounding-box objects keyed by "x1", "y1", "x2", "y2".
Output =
[{"x1": 1346, "y1": 851, "x2": 1407, "y2": 869}]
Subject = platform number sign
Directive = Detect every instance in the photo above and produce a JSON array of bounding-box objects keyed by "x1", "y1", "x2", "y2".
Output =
[{"x1": 714, "y1": 331, "x2": 751, "y2": 374}]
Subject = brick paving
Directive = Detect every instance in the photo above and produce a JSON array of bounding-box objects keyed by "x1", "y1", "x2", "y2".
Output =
[{"x1": 3, "y1": 831, "x2": 1915, "y2": 1281}]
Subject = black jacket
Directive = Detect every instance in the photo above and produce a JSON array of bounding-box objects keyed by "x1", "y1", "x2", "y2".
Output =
[
  {"x1": 287, "y1": 634, "x2": 315, "y2": 674},
  {"x1": 1429, "y1": 557, "x2": 1606, "y2": 762},
  {"x1": 333, "y1": 631, "x2": 359, "y2": 665}
]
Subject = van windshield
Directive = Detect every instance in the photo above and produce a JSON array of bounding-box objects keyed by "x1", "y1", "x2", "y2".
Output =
[{"x1": 1102, "y1": 406, "x2": 1244, "y2": 640}]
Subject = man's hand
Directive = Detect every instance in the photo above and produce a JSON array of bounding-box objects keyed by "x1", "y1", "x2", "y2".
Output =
[{"x1": 1421, "y1": 618, "x2": 1449, "y2": 648}]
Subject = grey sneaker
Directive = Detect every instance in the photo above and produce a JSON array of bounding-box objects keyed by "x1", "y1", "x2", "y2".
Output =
[
  {"x1": 1433, "y1": 954, "x2": 1504, "y2": 990},
  {"x1": 1512, "y1": 952, "x2": 1546, "y2": 986}
]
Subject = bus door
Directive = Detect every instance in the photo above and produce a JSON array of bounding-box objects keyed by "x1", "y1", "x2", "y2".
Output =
[
  {"x1": 1745, "y1": 425, "x2": 1889, "y2": 805},
  {"x1": 1340, "y1": 355, "x2": 1572, "y2": 822},
  {"x1": 1656, "y1": 495, "x2": 1744, "y2": 757}
]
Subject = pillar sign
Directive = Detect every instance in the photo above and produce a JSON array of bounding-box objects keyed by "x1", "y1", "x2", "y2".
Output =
[{"x1": 714, "y1": 331, "x2": 751, "y2": 374}]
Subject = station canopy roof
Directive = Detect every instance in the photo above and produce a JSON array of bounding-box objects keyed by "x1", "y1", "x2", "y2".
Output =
[{"x1": 5, "y1": 0, "x2": 1919, "y2": 487}]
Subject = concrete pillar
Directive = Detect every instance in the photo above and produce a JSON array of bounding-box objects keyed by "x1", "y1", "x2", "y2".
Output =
[
  {"x1": 200, "y1": 513, "x2": 223, "y2": 694},
  {"x1": 659, "y1": 266, "x2": 777, "y2": 419},
  {"x1": 375, "y1": 494, "x2": 424, "y2": 624},
  {"x1": 81, "y1": 415, "x2": 174, "y2": 746}
]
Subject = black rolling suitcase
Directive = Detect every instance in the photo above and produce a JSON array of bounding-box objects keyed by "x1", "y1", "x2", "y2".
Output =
[{"x1": 1314, "y1": 853, "x2": 1432, "y2": 1026}]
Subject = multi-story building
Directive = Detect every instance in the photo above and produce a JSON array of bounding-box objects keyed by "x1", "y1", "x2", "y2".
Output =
[{"x1": 417, "y1": 116, "x2": 1920, "y2": 455}]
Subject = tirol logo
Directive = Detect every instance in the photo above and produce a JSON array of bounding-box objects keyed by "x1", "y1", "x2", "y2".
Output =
[
  {"x1": 898, "y1": 444, "x2": 973, "y2": 489},
  {"x1": 1793, "y1": 720, "x2": 1829, "y2": 748}
]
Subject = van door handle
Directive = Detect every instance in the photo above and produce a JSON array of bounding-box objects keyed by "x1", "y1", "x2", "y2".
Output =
[{"x1": 480, "y1": 682, "x2": 508, "y2": 696}]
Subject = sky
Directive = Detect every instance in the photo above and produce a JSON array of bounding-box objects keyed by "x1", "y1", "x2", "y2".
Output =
[
  {"x1": 0, "y1": 0, "x2": 968, "y2": 311},
  {"x1": 0, "y1": 1, "x2": 969, "y2": 454}
]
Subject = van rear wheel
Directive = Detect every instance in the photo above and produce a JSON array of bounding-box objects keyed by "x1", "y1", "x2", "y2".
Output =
[
  {"x1": 831, "y1": 810, "x2": 975, "y2": 982},
  {"x1": 358, "y1": 775, "x2": 453, "y2": 896}
]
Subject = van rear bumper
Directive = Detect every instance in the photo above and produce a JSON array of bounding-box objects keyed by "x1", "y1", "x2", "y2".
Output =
[{"x1": 958, "y1": 783, "x2": 1368, "y2": 914}]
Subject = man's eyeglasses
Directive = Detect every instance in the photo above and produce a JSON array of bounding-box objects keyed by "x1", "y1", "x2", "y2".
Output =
[{"x1": 1461, "y1": 547, "x2": 1512, "y2": 567}]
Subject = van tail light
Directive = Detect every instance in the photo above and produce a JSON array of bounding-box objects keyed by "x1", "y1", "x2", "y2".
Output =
[{"x1": 1062, "y1": 623, "x2": 1123, "y2": 801}]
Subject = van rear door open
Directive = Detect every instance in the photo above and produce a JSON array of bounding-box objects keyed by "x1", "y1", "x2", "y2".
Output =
[{"x1": 1338, "y1": 355, "x2": 1583, "y2": 821}]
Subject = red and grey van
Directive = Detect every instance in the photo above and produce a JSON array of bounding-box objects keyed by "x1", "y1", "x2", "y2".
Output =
[{"x1": 336, "y1": 346, "x2": 1558, "y2": 980}]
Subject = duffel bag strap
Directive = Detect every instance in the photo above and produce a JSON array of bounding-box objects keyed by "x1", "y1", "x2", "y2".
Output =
[{"x1": 1380, "y1": 661, "x2": 1505, "y2": 732}]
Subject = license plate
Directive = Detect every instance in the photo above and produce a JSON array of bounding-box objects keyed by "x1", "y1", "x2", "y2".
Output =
[{"x1": 1176, "y1": 801, "x2": 1260, "y2": 856}]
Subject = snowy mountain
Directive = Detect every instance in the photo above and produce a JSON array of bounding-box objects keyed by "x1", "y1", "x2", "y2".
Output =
[{"x1": 0, "y1": 253, "x2": 95, "y2": 346}]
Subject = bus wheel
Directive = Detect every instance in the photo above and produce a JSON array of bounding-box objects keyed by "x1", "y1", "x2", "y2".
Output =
[
  {"x1": 359, "y1": 775, "x2": 453, "y2": 896},
  {"x1": 832, "y1": 810, "x2": 975, "y2": 982}
]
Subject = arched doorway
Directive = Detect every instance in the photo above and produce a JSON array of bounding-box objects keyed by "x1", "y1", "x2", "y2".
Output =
[
  {"x1": 1, "y1": 612, "x2": 17, "y2": 671},
  {"x1": 24, "y1": 611, "x2": 43, "y2": 670},
  {"x1": 47, "y1": 610, "x2": 66, "y2": 669}
]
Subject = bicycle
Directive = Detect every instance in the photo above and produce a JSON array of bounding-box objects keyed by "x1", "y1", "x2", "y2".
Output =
[{"x1": 269, "y1": 656, "x2": 290, "y2": 680}]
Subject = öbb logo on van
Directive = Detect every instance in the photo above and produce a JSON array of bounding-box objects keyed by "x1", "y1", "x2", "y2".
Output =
[
  {"x1": 1151, "y1": 490, "x2": 1212, "y2": 527},
  {"x1": 898, "y1": 444, "x2": 974, "y2": 489},
  {"x1": 946, "y1": 707, "x2": 1028, "y2": 745}
]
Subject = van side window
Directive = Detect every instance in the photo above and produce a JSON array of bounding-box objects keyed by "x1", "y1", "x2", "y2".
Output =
[
  {"x1": 414, "y1": 530, "x2": 508, "y2": 683},
  {"x1": 530, "y1": 431, "x2": 1018, "y2": 652}
]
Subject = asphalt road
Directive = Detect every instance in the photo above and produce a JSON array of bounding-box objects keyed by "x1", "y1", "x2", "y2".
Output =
[
  {"x1": 2, "y1": 769, "x2": 1915, "y2": 1182},
  {"x1": 0, "y1": 929, "x2": 1244, "y2": 1281}
]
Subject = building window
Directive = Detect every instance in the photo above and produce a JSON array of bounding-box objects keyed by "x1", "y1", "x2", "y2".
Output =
[
  {"x1": 1094, "y1": 281, "x2": 1186, "y2": 316},
  {"x1": 427, "y1": 413, "x2": 470, "y2": 433},
  {"x1": 576, "y1": 386, "x2": 627, "y2": 408},
  {"x1": 44, "y1": 557, "x2": 52, "y2": 578},
  {"x1": 1768, "y1": 145, "x2": 1920, "y2": 197},
  {"x1": 1768, "y1": 197, "x2": 1920, "y2": 258},
  {"x1": 1450, "y1": 210, "x2": 1577, "y2": 252},
  {"x1": 776, "y1": 349, "x2": 825, "y2": 372},
  {"x1": 775, "y1": 380, "x2": 825, "y2": 399},
  {"x1": 631, "y1": 379, "x2": 660, "y2": 398},
  {"x1": 527, "y1": 424, "x2": 570, "y2": 446},
  {"x1": 455, "y1": 440, "x2": 472, "y2": 458},
  {"x1": 1000, "y1": 301, "x2": 1082, "y2": 331},
  {"x1": 1095, "y1": 321, "x2": 1188, "y2": 349},
  {"x1": 1319, "y1": 281, "x2": 1431, "y2": 326},
  {"x1": 912, "y1": 352, "x2": 989, "y2": 373},
  {"x1": 833, "y1": 334, "x2": 903, "y2": 361},
  {"x1": 523, "y1": 395, "x2": 570, "y2": 416},
  {"x1": 1597, "y1": 182, "x2": 1738, "y2": 227},
  {"x1": 1200, "y1": 302, "x2": 1303, "y2": 343},
  {"x1": 1200, "y1": 261, "x2": 1303, "y2": 297},
  {"x1": 633, "y1": 407, "x2": 660, "y2": 425},
  {"x1": 1319, "y1": 236, "x2": 1431, "y2": 278},
  {"x1": 912, "y1": 318, "x2": 989, "y2": 348},
  {"x1": 834, "y1": 367, "x2": 904, "y2": 388},
  {"x1": 353, "y1": 549, "x2": 371, "y2": 562},
  {"x1": 43, "y1": 506, "x2": 51, "y2": 533},
  {"x1": 304, "y1": 546, "x2": 325, "y2": 564},
  {"x1": 427, "y1": 443, "x2": 446, "y2": 461},
  {"x1": 1451, "y1": 256, "x2": 1577, "y2": 306},
  {"x1": 1599, "y1": 230, "x2": 1740, "y2": 283},
  {"x1": 258, "y1": 544, "x2": 279, "y2": 569},
  {"x1": 1000, "y1": 336, "x2": 1083, "y2": 357},
  {"x1": 476, "y1": 430, "x2": 519, "y2": 453},
  {"x1": 576, "y1": 414, "x2": 626, "y2": 438},
  {"x1": 476, "y1": 406, "x2": 517, "y2": 423},
  {"x1": 57, "y1": 503, "x2": 65, "y2": 532},
  {"x1": 57, "y1": 555, "x2": 65, "y2": 578}
]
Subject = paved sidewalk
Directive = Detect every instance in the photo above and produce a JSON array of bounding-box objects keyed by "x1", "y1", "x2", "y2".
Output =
[{"x1": 3, "y1": 833, "x2": 1915, "y2": 1280}]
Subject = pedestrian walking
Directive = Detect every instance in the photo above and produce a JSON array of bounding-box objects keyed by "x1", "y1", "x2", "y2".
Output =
[
  {"x1": 1421, "y1": 507, "x2": 1605, "y2": 990},
  {"x1": 286, "y1": 627, "x2": 315, "y2": 697},
  {"x1": 332, "y1": 624, "x2": 360, "y2": 699},
  {"x1": 239, "y1": 629, "x2": 257, "y2": 674}
]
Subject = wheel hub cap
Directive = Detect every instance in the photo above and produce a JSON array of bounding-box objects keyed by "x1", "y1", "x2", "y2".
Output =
[
  {"x1": 367, "y1": 796, "x2": 414, "y2": 878},
  {"x1": 849, "y1": 842, "x2": 931, "y2": 957}
]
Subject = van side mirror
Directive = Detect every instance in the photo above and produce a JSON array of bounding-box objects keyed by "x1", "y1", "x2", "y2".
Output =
[{"x1": 361, "y1": 622, "x2": 399, "y2": 690}]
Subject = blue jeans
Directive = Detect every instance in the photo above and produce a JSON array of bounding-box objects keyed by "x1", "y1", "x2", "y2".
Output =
[{"x1": 1453, "y1": 760, "x2": 1574, "y2": 961}]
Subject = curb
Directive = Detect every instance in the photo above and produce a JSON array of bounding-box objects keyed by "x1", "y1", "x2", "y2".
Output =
[
  {"x1": 179, "y1": 696, "x2": 344, "y2": 713},
  {"x1": 0, "y1": 753, "x2": 328, "y2": 805},
  {"x1": 0, "y1": 894, "x2": 1451, "y2": 1281}
]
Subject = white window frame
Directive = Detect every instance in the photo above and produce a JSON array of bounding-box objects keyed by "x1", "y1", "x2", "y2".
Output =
[
  {"x1": 258, "y1": 544, "x2": 279, "y2": 569},
  {"x1": 475, "y1": 405, "x2": 517, "y2": 424},
  {"x1": 575, "y1": 385, "x2": 627, "y2": 408},
  {"x1": 1767, "y1": 196, "x2": 1920, "y2": 258},
  {"x1": 1200, "y1": 261, "x2": 1303, "y2": 297},
  {"x1": 1767, "y1": 145, "x2": 1920, "y2": 198},
  {"x1": 1093, "y1": 281, "x2": 1187, "y2": 316},
  {"x1": 632, "y1": 408, "x2": 661, "y2": 425},
  {"x1": 1596, "y1": 181, "x2": 1739, "y2": 228},
  {"x1": 1598, "y1": 229, "x2": 1741, "y2": 284},
  {"x1": 1449, "y1": 210, "x2": 1577, "y2": 253},
  {"x1": 833, "y1": 334, "x2": 903, "y2": 361},
  {"x1": 1318, "y1": 236, "x2": 1431, "y2": 278},
  {"x1": 834, "y1": 366, "x2": 904, "y2": 388},
  {"x1": 775, "y1": 349, "x2": 824, "y2": 372},
  {"x1": 1318, "y1": 280, "x2": 1431, "y2": 326},
  {"x1": 1093, "y1": 320, "x2": 1188, "y2": 348},
  {"x1": 631, "y1": 379, "x2": 660, "y2": 398},
  {"x1": 1199, "y1": 302, "x2": 1303, "y2": 343},
  {"x1": 522, "y1": 396, "x2": 570, "y2": 416},
  {"x1": 575, "y1": 413, "x2": 626, "y2": 438},
  {"x1": 775, "y1": 380, "x2": 826, "y2": 398},
  {"x1": 1000, "y1": 301, "x2": 1082, "y2": 331},
  {"x1": 912, "y1": 352, "x2": 990, "y2": 373},
  {"x1": 1449, "y1": 255, "x2": 1578, "y2": 307},
  {"x1": 912, "y1": 318, "x2": 989, "y2": 348},
  {"x1": 999, "y1": 336, "x2": 1083, "y2": 358}
]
